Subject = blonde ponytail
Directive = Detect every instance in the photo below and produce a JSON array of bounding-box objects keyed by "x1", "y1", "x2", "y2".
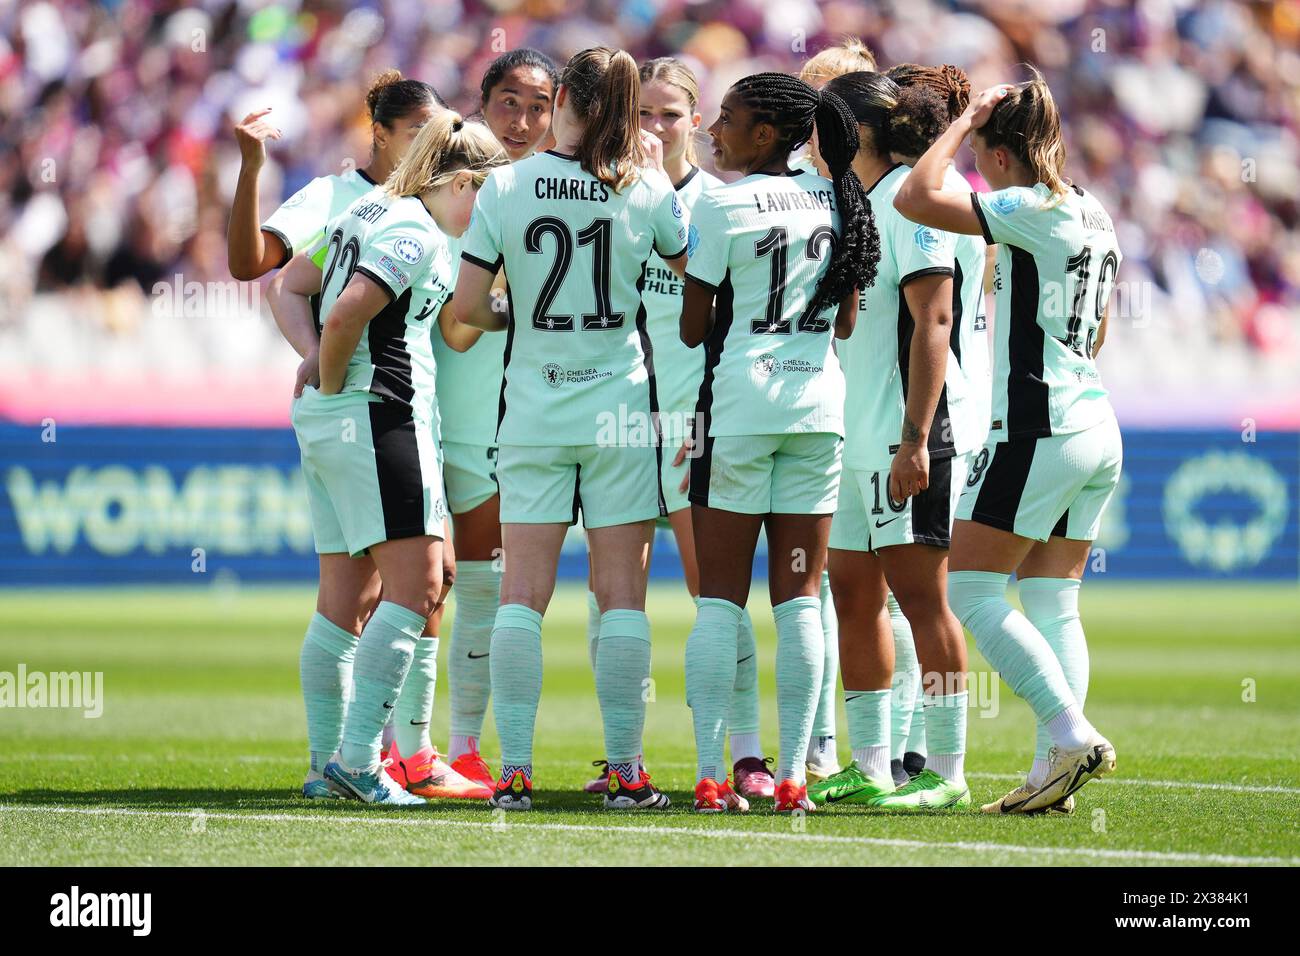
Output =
[{"x1": 384, "y1": 111, "x2": 506, "y2": 198}]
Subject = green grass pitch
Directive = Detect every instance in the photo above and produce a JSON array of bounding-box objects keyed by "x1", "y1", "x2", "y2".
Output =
[{"x1": 1, "y1": 581, "x2": 1297, "y2": 866}]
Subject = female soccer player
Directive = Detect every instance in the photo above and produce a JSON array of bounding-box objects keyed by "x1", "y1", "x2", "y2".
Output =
[
  {"x1": 435, "y1": 49, "x2": 560, "y2": 791},
  {"x1": 791, "y1": 36, "x2": 877, "y2": 786},
  {"x1": 453, "y1": 47, "x2": 687, "y2": 812},
  {"x1": 617, "y1": 56, "x2": 777, "y2": 802},
  {"x1": 272, "y1": 111, "x2": 507, "y2": 804},
  {"x1": 809, "y1": 72, "x2": 984, "y2": 813},
  {"x1": 881, "y1": 63, "x2": 990, "y2": 784},
  {"x1": 894, "y1": 71, "x2": 1122, "y2": 813},
  {"x1": 682, "y1": 72, "x2": 878, "y2": 813},
  {"x1": 478, "y1": 48, "x2": 560, "y2": 162},
  {"x1": 228, "y1": 71, "x2": 444, "y2": 281},
  {"x1": 248, "y1": 72, "x2": 474, "y2": 800}
]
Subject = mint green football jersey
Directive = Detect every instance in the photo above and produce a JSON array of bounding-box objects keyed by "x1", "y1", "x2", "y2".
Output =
[
  {"x1": 642, "y1": 166, "x2": 723, "y2": 444},
  {"x1": 317, "y1": 188, "x2": 454, "y2": 415},
  {"x1": 459, "y1": 150, "x2": 689, "y2": 446},
  {"x1": 973, "y1": 182, "x2": 1122, "y2": 441},
  {"x1": 945, "y1": 164, "x2": 992, "y2": 450},
  {"x1": 685, "y1": 169, "x2": 845, "y2": 438},
  {"x1": 841, "y1": 164, "x2": 985, "y2": 470},
  {"x1": 430, "y1": 230, "x2": 506, "y2": 446},
  {"x1": 263, "y1": 168, "x2": 380, "y2": 265}
]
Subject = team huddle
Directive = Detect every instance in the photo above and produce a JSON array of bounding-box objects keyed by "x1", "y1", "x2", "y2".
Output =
[{"x1": 227, "y1": 38, "x2": 1123, "y2": 816}]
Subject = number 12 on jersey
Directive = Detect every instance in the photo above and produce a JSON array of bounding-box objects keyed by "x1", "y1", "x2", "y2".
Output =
[{"x1": 750, "y1": 225, "x2": 838, "y2": 335}]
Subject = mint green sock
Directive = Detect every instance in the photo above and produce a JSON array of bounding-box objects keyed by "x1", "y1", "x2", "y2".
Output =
[
  {"x1": 447, "y1": 560, "x2": 500, "y2": 739},
  {"x1": 340, "y1": 601, "x2": 427, "y2": 770},
  {"x1": 685, "y1": 597, "x2": 742, "y2": 782},
  {"x1": 773, "y1": 596, "x2": 824, "y2": 785},
  {"x1": 844, "y1": 687, "x2": 891, "y2": 763},
  {"x1": 394, "y1": 636, "x2": 438, "y2": 757},
  {"x1": 594, "y1": 609, "x2": 651, "y2": 764},
  {"x1": 490, "y1": 603, "x2": 544, "y2": 768},
  {"x1": 727, "y1": 605, "x2": 761, "y2": 736},
  {"x1": 812, "y1": 569, "x2": 838, "y2": 738},
  {"x1": 586, "y1": 590, "x2": 600, "y2": 671},
  {"x1": 949, "y1": 571, "x2": 1076, "y2": 723},
  {"x1": 1020, "y1": 577, "x2": 1089, "y2": 760},
  {"x1": 907, "y1": 701, "x2": 926, "y2": 757},
  {"x1": 923, "y1": 692, "x2": 968, "y2": 785},
  {"x1": 299, "y1": 613, "x2": 359, "y2": 773},
  {"x1": 888, "y1": 593, "x2": 920, "y2": 760}
]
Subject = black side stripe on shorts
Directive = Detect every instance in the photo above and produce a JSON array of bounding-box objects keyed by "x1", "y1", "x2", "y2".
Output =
[
  {"x1": 571, "y1": 462, "x2": 583, "y2": 527},
  {"x1": 369, "y1": 399, "x2": 425, "y2": 540},
  {"x1": 970, "y1": 439, "x2": 1037, "y2": 533},
  {"x1": 634, "y1": 262, "x2": 667, "y2": 518},
  {"x1": 911, "y1": 454, "x2": 954, "y2": 545},
  {"x1": 689, "y1": 271, "x2": 734, "y2": 508},
  {"x1": 1050, "y1": 508, "x2": 1069, "y2": 539},
  {"x1": 1007, "y1": 246, "x2": 1050, "y2": 439}
]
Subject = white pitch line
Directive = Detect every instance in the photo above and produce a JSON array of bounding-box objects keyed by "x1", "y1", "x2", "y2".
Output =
[
  {"x1": 0, "y1": 804, "x2": 1294, "y2": 867},
  {"x1": 1, "y1": 754, "x2": 1296, "y2": 795}
]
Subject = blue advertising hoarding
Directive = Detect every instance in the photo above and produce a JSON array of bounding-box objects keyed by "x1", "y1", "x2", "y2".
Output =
[{"x1": 0, "y1": 422, "x2": 1295, "y2": 585}]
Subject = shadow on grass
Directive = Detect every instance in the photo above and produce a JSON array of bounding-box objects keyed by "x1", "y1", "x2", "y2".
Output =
[{"x1": 0, "y1": 787, "x2": 689, "y2": 816}]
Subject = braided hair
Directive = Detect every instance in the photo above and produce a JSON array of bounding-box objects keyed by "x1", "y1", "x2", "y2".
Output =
[
  {"x1": 731, "y1": 72, "x2": 880, "y2": 312},
  {"x1": 885, "y1": 63, "x2": 970, "y2": 121}
]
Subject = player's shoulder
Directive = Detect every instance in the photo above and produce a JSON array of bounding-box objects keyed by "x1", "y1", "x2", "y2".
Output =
[
  {"x1": 982, "y1": 182, "x2": 1052, "y2": 218},
  {"x1": 1067, "y1": 183, "x2": 1117, "y2": 230},
  {"x1": 689, "y1": 168, "x2": 725, "y2": 193}
]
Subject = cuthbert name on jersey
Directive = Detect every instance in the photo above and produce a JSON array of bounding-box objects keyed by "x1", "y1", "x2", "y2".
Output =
[
  {"x1": 350, "y1": 200, "x2": 387, "y2": 224},
  {"x1": 534, "y1": 177, "x2": 612, "y2": 202},
  {"x1": 751, "y1": 187, "x2": 836, "y2": 213}
]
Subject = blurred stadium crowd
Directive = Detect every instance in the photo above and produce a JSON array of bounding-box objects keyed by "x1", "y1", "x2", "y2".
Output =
[{"x1": 1, "y1": 0, "x2": 1297, "y2": 424}]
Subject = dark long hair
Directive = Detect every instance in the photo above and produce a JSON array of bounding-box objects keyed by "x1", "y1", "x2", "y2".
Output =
[
  {"x1": 365, "y1": 69, "x2": 444, "y2": 127},
  {"x1": 732, "y1": 72, "x2": 881, "y2": 310},
  {"x1": 479, "y1": 48, "x2": 560, "y2": 105}
]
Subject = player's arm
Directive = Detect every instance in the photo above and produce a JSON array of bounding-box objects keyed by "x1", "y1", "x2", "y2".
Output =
[
  {"x1": 894, "y1": 85, "x2": 1013, "y2": 236},
  {"x1": 227, "y1": 108, "x2": 288, "y2": 280},
  {"x1": 265, "y1": 253, "x2": 322, "y2": 359},
  {"x1": 891, "y1": 272, "x2": 955, "y2": 500},
  {"x1": 1093, "y1": 303, "x2": 1110, "y2": 357},
  {"x1": 438, "y1": 296, "x2": 484, "y2": 351},
  {"x1": 834, "y1": 290, "x2": 858, "y2": 339},
  {"x1": 455, "y1": 172, "x2": 507, "y2": 331},
  {"x1": 680, "y1": 276, "x2": 715, "y2": 347},
  {"x1": 318, "y1": 274, "x2": 392, "y2": 394},
  {"x1": 452, "y1": 259, "x2": 507, "y2": 331},
  {"x1": 661, "y1": 251, "x2": 687, "y2": 280}
]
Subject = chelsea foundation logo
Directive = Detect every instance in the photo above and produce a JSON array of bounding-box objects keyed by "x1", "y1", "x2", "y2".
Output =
[
  {"x1": 542, "y1": 363, "x2": 564, "y2": 388},
  {"x1": 753, "y1": 353, "x2": 779, "y2": 377}
]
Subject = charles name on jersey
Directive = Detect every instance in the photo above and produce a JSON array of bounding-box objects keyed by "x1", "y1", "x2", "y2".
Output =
[{"x1": 534, "y1": 176, "x2": 612, "y2": 203}]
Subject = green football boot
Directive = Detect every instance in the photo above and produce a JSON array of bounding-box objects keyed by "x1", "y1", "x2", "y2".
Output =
[
  {"x1": 806, "y1": 760, "x2": 895, "y2": 806},
  {"x1": 871, "y1": 768, "x2": 970, "y2": 812}
]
